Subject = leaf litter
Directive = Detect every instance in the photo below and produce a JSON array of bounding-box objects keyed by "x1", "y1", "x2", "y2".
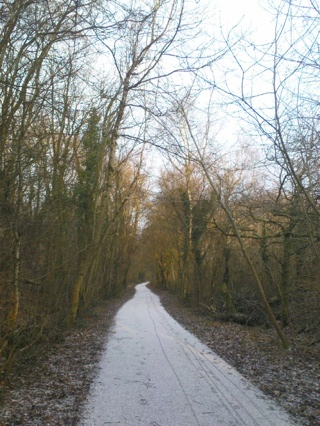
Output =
[{"x1": 0, "y1": 285, "x2": 319, "y2": 425}]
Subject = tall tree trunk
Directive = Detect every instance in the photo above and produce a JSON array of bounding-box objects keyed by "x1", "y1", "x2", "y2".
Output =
[
  {"x1": 281, "y1": 233, "x2": 291, "y2": 327},
  {"x1": 6, "y1": 230, "x2": 21, "y2": 331},
  {"x1": 67, "y1": 84, "x2": 127, "y2": 324},
  {"x1": 261, "y1": 223, "x2": 274, "y2": 288},
  {"x1": 203, "y1": 166, "x2": 290, "y2": 348},
  {"x1": 221, "y1": 247, "x2": 235, "y2": 314},
  {"x1": 184, "y1": 112, "x2": 291, "y2": 348}
]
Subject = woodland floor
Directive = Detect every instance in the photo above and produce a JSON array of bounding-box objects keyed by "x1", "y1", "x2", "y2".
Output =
[{"x1": 0, "y1": 285, "x2": 319, "y2": 425}]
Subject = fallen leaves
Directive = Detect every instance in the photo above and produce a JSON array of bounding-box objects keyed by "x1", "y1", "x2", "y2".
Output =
[{"x1": 1, "y1": 285, "x2": 319, "y2": 425}]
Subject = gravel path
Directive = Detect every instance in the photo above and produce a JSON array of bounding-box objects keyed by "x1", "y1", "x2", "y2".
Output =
[
  {"x1": 80, "y1": 283, "x2": 295, "y2": 425},
  {"x1": 0, "y1": 284, "x2": 319, "y2": 425}
]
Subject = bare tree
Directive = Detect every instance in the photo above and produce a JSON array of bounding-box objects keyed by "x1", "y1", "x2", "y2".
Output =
[{"x1": 67, "y1": 0, "x2": 214, "y2": 322}]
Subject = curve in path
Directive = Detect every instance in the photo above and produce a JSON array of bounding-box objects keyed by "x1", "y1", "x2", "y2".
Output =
[{"x1": 79, "y1": 283, "x2": 296, "y2": 426}]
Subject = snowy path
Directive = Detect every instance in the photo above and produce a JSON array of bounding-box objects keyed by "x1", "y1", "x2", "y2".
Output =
[{"x1": 80, "y1": 283, "x2": 295, "y2": 426}]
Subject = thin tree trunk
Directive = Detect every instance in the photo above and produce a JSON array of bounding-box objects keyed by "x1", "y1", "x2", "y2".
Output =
[
  {"x1": 182, "y1": 108, "x2": 291, "y2": 349},
  {"x1": 202, "y1": 166, "x2": 290, "y2": 349},
  {"x1": 221, "y1": 247, "x2": 235, "y2": 314},
  {"x1": 6, "y1": 230, "x2": 21, "y2": 331},
  {"x1": 67, "y1": 84, "x2": 127, "y2": 324},
  {"x1": 281, "y1": 233, "x2": 291, "y2": 327}
]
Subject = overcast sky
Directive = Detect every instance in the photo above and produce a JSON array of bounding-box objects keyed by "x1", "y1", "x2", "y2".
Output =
[{"x1": 213, "y1": 0, "x2": 270, "y2": 26}]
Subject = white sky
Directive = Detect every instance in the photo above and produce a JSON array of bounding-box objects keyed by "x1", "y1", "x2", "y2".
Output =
[
  {"x1": 205, "y1": 0, "x2": 275, "y2": 146},
  {"x1": 213, "y1": 0, "x2": 271, "y2": 29},
  {"x1": 147, "y1": 0, "x2": 276, "y2": 176}
]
